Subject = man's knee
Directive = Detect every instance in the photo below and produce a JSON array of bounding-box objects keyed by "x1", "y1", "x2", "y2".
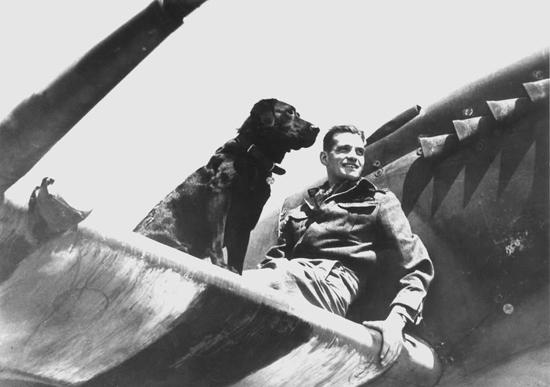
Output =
[{"x1": 243, "y1": 265, "x2": 285, "y2": 291}]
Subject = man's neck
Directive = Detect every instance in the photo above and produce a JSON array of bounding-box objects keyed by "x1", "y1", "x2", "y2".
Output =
[
  {"x1": 326, "y1": 178, "x2": 360, "y2": 196},
  {"x1": 328, "y1": 177, "x2": 359, "y2": 187}
]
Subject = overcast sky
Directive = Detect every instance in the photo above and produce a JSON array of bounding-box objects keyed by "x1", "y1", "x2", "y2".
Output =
[{"x1": 1, "y1": 0, "x2": 548, "y2": 231}]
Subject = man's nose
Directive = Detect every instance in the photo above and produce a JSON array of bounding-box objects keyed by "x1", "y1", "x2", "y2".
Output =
[{"x1": 345, "y1": 155, "x2": 359, "y2": 163}]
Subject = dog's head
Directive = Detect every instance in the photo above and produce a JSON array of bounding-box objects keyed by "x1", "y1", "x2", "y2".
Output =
[{"x1": 238, "y1": 99, "x2": 320, "y2": 163}]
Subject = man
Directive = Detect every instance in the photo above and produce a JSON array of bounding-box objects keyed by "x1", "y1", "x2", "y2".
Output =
[{"x1": 245, "y1": 125, "x2": 434, "y2": 367}]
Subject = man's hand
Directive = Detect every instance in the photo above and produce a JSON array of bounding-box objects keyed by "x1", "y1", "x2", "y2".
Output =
[{"x1": 362, "y1": 311, "x2": 406, "y2": 367}]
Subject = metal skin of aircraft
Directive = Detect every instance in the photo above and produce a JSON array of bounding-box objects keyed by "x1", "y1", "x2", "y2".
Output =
[{"x1": 0, "y1": 1, "x2": 548, "y2": 387}]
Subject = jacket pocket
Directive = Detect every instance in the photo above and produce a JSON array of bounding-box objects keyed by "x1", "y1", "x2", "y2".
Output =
[
  {"x1": 337, "y1": 201, "x2": 378, "y2": 215},
  {"x1": 336, "y1": 202, "x2": 379, "y2": 234},
  {"x1": 286, "y1": 209, "x2": 310, "y2": 237},
  {"x1": 288, "y1": 209, "x2": 309, "y2": 222}
]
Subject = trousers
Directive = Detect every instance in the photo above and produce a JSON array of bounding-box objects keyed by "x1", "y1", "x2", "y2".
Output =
[{"x1": 243, "y1": 257, "x2": 360, "y2": 317}]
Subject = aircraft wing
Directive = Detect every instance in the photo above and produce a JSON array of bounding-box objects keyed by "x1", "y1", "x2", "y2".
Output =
[{"x1": 0, "y1": 197, "x2": 440, "y2": 387}]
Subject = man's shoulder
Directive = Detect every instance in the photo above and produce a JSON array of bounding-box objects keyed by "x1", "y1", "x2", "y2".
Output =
[
  {"x1": 358, "y1": 181, "x2": 402, "y2": 209},
  {"x1": 372, "y1": 186, "x2": 399, "y2": 202},
  {"x1": 372, "y1": 186, "x2": 391, "y2": 196},
  {"x1": 355, "y1": 178, "x2": 394, "y2": 199}
]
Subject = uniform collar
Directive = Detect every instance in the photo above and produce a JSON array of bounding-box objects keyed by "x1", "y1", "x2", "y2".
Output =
[{"x1": 307, "y1": 178, "x2": 376, "y2": 198}]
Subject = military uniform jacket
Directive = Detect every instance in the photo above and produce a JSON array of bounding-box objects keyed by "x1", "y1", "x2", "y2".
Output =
[{"x1": 266, "y1": 178, "x2": 434, "y2": 323}]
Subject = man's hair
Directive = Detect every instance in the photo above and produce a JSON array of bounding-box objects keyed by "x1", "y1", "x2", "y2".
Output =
[{"x1": 322, "y1": 125, "x2": 366, "y2": 152}]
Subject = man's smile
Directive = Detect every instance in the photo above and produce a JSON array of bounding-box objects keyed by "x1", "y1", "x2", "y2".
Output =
[{"x1": 342, "y1": 162, "x2": 360, "y2": 169}]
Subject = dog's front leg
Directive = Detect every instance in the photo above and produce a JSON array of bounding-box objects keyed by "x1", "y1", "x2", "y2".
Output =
[
  {"x1": 225, "y1": 225, "x2": 250, "y2": 275},
  {"x1": 205, "y1": 193, "x2": 231, "y2": 270}
]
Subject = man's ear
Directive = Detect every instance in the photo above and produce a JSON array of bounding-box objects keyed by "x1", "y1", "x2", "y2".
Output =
[{"x1": 320, "y1": 151, "x2": 329, "y2": 166}]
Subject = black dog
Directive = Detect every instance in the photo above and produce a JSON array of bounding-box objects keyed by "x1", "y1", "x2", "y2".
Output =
[{"x1": 134, "y1": 99, "x2": 319, "y2": 274}]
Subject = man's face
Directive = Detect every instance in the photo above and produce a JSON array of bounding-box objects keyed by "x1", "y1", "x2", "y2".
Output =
[{"x1": 320, "y1": 132, "x2": 365, "y2": 184}]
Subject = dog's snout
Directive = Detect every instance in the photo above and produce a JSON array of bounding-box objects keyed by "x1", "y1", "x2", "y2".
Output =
[{"x1": 310, "y1": 125, "x2": 320, "y2": 134}]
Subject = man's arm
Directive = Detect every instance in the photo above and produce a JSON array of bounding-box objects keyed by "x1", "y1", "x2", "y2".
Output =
[
  {"x1": 364, "y1": 190, "x2": 434, "y2": 365},
  {"x1": 264, "y1": 205, "x2": 298, "y2": 259},
  {"x1": 378, "y1": 190, "x2": 434, "y2": 322}
]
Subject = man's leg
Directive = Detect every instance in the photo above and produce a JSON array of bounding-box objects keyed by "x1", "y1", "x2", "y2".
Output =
[{"x1": 243, "y1": 258, "x2": 360, "y2": 317}]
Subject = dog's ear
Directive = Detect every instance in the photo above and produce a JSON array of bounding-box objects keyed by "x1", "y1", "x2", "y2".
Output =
[{"x1": 250, "y1": 99, "x2": 276, "y2": 127}]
